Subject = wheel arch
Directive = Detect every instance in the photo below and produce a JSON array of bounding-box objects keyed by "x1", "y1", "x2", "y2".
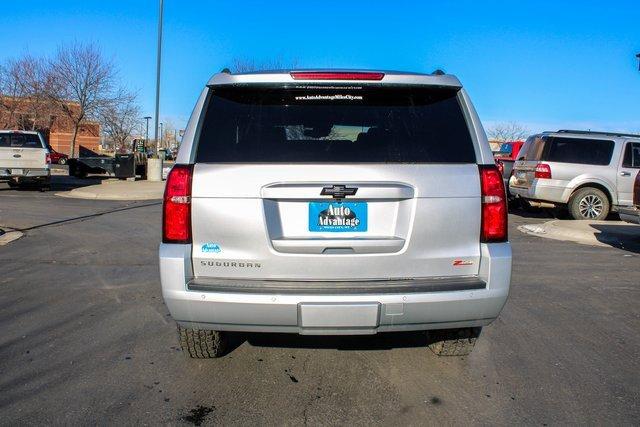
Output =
[
  {"x1": 566, "y1": 178, "x2": 616, "y2": 206},
  {"x1": 569, "y1": 182, "x2": 613, "y2": 206}
]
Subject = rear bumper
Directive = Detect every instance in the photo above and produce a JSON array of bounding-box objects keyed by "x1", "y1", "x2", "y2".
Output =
[
  {"x1": 509, "y1": 178, "x2": 566, "y2": 204},
  {"x1": 619, "y1": 206, "x2": 640, "y2": 224},
  {"x1": 159, "y1": 243, "x2": 512, "y2": 335},
  {"x1": 0, "y1": 168, "x2": 50, "y2": 178}
]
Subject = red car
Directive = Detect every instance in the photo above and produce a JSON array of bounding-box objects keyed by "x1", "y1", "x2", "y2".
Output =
[
  {"x1": 47, "y1": 147, "x2": 69, "y2": 165},
  {"x1": 493, "y1": 140, "x2": 525, "y2": 193}
]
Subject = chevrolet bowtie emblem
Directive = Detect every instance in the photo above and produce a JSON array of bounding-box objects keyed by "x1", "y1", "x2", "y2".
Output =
[{"x1": 320, "y1": 185, "x2": 358, "y2": 199}]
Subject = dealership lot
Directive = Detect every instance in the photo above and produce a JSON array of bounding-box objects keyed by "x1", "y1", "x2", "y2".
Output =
[{"x1": 0, "y1": 183, "x2": 638, "y2": 425}]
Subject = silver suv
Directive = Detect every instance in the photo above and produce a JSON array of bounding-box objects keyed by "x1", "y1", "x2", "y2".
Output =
[
  {"x1": 159, "y1": 70, "x2": 512, "y2": 358},
  {"x1": 510, "y1": 130, "x2": 640, "y2": 220}
]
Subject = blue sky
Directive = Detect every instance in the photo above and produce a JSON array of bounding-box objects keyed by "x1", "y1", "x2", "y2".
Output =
[{"x1": 2, "y1": 0, "x2": 639, "y2": 134}]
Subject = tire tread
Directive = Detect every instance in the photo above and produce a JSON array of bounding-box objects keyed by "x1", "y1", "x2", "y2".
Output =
[
  {"x1": 428, "y1": 327, "x2": 481, "y2": 356},
  {"x1": 178, "y1": 325, "x2": 227, "y2": 358}
]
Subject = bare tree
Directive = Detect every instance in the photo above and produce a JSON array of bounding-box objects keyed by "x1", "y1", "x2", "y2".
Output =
[
  {"x1": 0, "y1": 60, "x2": 27, "y2": 128},
  {"x1": 49, "y1": 43, "x2": 117, "y2": 157},
  {"x1": 14, "y1": 55, "x2": 54, "y2": 131},
  {"x1": 488, "y1": 121, "x2": 529, "y2": 142},
  {"x1": 0, "y1": 55, "x2": 56, "y2": 131},
  {"x1": 100, "y1": 90, "x2": 141, "y2": 152},
  {"x1": 160, "y1": 118, "x2": 178, "y2": 148}
]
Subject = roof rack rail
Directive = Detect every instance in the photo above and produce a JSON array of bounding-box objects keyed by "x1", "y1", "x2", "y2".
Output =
[
  {"x1": 556, "y1": 129, "x2": 640, "y2": 138},
  {"x1": 432, "y1": 69, "x2": 445, "y2": 75}
]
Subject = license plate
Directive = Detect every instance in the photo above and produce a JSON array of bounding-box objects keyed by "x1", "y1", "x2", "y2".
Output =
[
  {"x1": 299, "y1": 303, "x2": 379, "y2": 328},
  {"x1": 12, "y1": 169, "x2": 24, "y2": 175},
  {"x1": 308, "y1": 201, "x2": 367, "y2": 232}
]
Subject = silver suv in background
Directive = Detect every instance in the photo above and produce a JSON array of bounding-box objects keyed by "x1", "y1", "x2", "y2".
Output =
[
  {"x1": 159, "y1": 70, "x2": 512, "y2": 358},
  {"x1": 509, "y1": 130, "x2": 640, "y2": 220}
]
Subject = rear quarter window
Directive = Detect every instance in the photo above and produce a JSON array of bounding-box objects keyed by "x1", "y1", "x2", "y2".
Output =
[
  {"x1": 542, "y1": 137, "x2": 614, "y2": 166},
  {"x1": 195, "y1": 86, "x2": 476, "y2": 163}
]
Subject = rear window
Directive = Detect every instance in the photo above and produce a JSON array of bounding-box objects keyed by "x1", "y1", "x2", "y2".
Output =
[
  {"x1": 519, "y1": 136, "x2": 545, "y2": 161},
  {"x1": 543, "y1": 137, "x2": 614, "y2": 166},
  {"x1": 0, "y1": 133, "x2": 44, "y2": 149},
  {"x1": 195, "y1": 86, "x2": 476, "y2": 163}
]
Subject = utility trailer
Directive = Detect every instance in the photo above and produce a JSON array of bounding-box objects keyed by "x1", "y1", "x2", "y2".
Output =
[{"x1": 68, "y1": 146, "x2": 147, "y2": 179}]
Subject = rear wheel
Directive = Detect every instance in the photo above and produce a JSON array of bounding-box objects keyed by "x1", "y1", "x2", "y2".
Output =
[
  {"x1": 178, "y1": 324, "x2": 227, "y2": 358},
  {"x1": 568, "y1": 187, "x2": 609, "y2": 220},
  {"x1": 74, "y1": 167, "x2": 88, "y2": 179},
  {"x1": 428, "y1": 327, "x2": 482, "y2": 356},
  {"x1": 39, "y1": 178, "x2": 51, "y2": 192}
]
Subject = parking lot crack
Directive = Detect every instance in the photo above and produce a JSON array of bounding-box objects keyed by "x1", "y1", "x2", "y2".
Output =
[{"x1": 6, "y1": 201, "x2": 160, "y2": 233}]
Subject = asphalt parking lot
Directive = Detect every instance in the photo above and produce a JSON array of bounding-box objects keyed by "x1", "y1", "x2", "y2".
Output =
[{"x1": 0, "y1": 181, "x2": 639, "y2": 425}]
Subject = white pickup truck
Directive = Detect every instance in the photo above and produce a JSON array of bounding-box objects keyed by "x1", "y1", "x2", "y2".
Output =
[{"x1": 0, "y1": 130, "x2": 51, "y2": 191}]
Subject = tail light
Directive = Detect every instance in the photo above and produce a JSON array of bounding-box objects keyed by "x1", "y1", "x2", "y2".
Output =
[
  {"x1": 162, "y1": 164, "x2": 193, "y2": 243},
  {"x1": 479, "y1": 165, "x2": 508, "y2": 243},
  {"x1": 534, "y1": 163, "x2": 552, "y2": 179},
  {"x1": 45, "y1": 153, "x2": 51, "y2": 164},
  {"x1": 290, "y1": 71, "x2": 385, "y2": 81}
]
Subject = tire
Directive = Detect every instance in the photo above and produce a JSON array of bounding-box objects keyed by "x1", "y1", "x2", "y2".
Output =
[
  {"x1": 7, "y1": 180, "x2": 18, "y2": 188},
  {"x1": 75, "y1": 167, "x2": 88, "y2": 179},
  {"x1": 568, "y1": 187, "x2": 610, "y2": 220},
  {"x1": 178, "y1": 324, "x2": 227, "y2": 358},
  {"x1": 428, "y1": 327, "x2": 482, "y2": 356}
]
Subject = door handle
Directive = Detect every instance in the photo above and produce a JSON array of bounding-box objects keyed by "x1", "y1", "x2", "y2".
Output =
[{"x1": 620, "y1": 171, "x2": 631, "y2": 177}]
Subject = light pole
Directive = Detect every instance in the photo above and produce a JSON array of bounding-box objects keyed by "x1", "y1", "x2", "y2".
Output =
[
  {"x1": 143, "y1": 116, "x2": 151, "y2": 145},
  {"x1": 153, "y1": 0, "x2": 164, "y2": 157}
]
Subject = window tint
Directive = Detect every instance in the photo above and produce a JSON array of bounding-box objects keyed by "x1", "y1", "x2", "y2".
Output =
[
  {"x1": 542, "y1": 137, "x2": 614, "y2": 165},
  {"x1": 0, "y1": 133, "x2": 44, "y2": 148},
  {"x1": 195, "y1": 86, "x2": 476, "y2": 163},
  {"x1": 622, "y1": 142, "x2": 640, "y2": 168}
]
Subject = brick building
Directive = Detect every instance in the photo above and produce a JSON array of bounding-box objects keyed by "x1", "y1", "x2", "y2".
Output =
[{"x1": 0, "y1": 96, "x2": 100, "y2": 156}]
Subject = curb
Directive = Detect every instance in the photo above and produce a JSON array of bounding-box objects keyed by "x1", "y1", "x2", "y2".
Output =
[
  {"x1": 54, "y1": 180, "x2": 165, "y2": 201},
  {"x1": 54, "y1": 191, "x2": 162, "y2": 201},
  {"x1": 518, "y1": 220, "x2": 640, "y2": 248},
  {"x1": 0, "y1": 229, "x2": 24, "y2": 246}
]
